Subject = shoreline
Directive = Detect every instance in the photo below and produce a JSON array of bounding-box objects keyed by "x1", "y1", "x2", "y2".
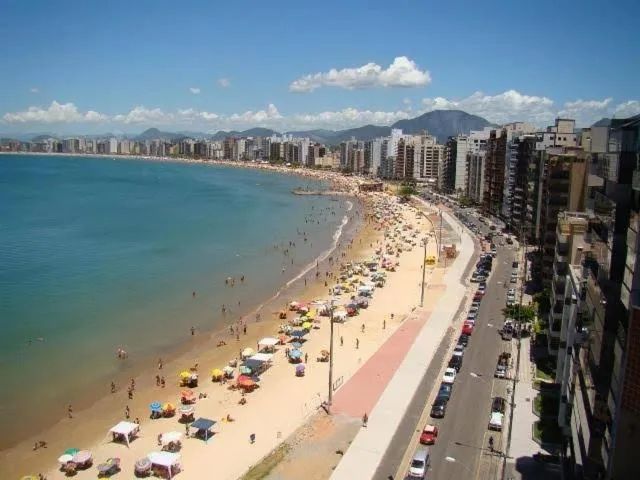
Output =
[{"x1": 0, "y1": 160, "x2": 369, "y2": 477}]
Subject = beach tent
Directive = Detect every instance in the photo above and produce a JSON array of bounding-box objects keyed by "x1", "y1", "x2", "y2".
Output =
[
  {"x1": 249, "y1": 352, "x2": 273, "y2": 363},
  {"x1": 257, "y1": 337, "x2": 278, "y2": 352},
  {"x1": 242, "y1": 358, "x2": 263, "y2": 372},
  {"x1": 191, "y1": 417, "x2": 216, "y2": 443},
  {"x1": 147, "y1": 451, "x2": 181, "y2": 479},
  {"x1": 109, "y1": 421, "x2": 140, "y2": 447}
]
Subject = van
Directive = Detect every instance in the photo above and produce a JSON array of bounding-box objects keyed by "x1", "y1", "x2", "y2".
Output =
[{"x1": 408, "y1": 446, "x2": 431, "y2": 478}]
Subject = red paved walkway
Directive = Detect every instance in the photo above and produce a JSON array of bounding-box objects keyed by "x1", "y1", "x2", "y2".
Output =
[{"x1": 331, "y1": 285, "x2": 445, "y2": 417}]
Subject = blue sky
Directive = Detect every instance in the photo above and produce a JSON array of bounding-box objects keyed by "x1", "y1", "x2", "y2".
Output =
[{"x1": 1, "y1": 0, "x2": 639, "y2": 134}]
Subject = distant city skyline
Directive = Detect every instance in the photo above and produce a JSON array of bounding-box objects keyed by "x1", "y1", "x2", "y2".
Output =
[{"x1": 1, "y1": 0, "x2": 639, "y2": 134}]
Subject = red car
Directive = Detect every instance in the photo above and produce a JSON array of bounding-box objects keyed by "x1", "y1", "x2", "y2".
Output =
[
  {"x1": 419, "y1": 424, "x2": 439, "y2": 445},
  {"x1": 462, "y1": 321, "x2": 474, "y2": 335}
]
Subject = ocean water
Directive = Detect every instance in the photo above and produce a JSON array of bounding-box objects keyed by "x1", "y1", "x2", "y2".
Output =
[{"x1": 0, "y1": 154, "x2": 351, "y2": 446}]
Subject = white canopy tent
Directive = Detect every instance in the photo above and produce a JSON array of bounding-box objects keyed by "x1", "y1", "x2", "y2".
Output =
[
  {"x1": 109, "y1": 421, "x2": 140, "y2": 447},
  {"x1": 148, "y1": 451, "x2": 181, "y2": 479},
  {"x1": 249, "y1": 352, "x2": 274, "y2": 363},
  {"x1": 160, "y1": 431, "x2": 183, "y2": 447},
  {"x1": 257, "y1": 337, "x2": 278, "y2": 351}
]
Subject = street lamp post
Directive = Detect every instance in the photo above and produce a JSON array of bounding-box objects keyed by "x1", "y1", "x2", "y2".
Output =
[
  {"x1": 327, "y1": 299, "x2": 335, "y2": 411},
  {"x1": 420, "y1": 236, "x2": 428, "y2": 307}
]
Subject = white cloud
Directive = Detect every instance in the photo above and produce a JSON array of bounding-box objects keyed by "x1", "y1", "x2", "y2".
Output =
[
  {"x1": 422, "y1": 90, "x2": 555, "y2": 125},
  {"x1": 228, "y1": 103, "x2": 282, "y2": 124},
  {"x1": 218, "y1": 78, "x2": 231, "y2": 88},
  {"x1": 289, "y1": 56, "x2": 431, "y2": 93},
  {"x1": 614, "y1": 100, "x2": 640, "y2": 119},
  {"x1": 291, "y1": 108, "x2": 410, "y2": 129},
  {"x1": 112, "y1": 106, "x2": 172, "y2": 124},
  {"x1": 30, "y1": 87, "x2": 39, "y2": 93},
  {"x1": 557, "y1": 98, "x2": 612, "y2": 125},
  {"x1": 189, "y1": 87, "x2": 201, "y2": 94},
  {"x1": 2, "y1": 101, "x2": 108, "y2": 123}
]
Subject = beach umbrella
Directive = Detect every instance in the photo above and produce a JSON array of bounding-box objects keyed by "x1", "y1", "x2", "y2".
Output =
[
  {"x1": 72, "y1": 450, "x2": 92, "y2": 464},
  {"x1": 242, "y1": 347, "x2": 255, "y2": 358},
  {"x1": 162, "y1": 402, "x2": 175, "y2": 412},
  {"x1": 302, "y1": 322, "x2": 312, "y2": 330},
  {"x1": 20, "y1": 476, "x2": 39, "y2": 480},
  {"x1": 57, "y1": 454, "x2": 73, "y2": 464},
  {"x1": 179, "y1": 405, "x2": 195, "y2": 416},
  {"x1": 237, "y1": 376, "x2": 256, "y2": 388},
  {"x1": 239, "y1": 365, "x2": 252, "y2": 375},
  {"x1": 134, "y1": 457, "x2": 152, "y2": 474},
  {"x1": 96, "y1": 457, "x2": 120, "y2": 474},
  {"x1": 289, "y1": 349, "x2": 302, "y2": 359},
  {"x1": 296, "y1": 364, "x2": 306, "y2": 374},
  {"x1": 150, "y1": 401, "x2": 162, "y2": 412},
  {"x1": 211, "y1": 368, "x2": 223, "y2": 379},
  {"x1": 179, "y1": 371, "x2": 191, "y2": 379},
  {"x1": 290, "y1": 341, "x2": 302, "y2": 349},
  {"x1": 181, "y1": 389, "x2": 196, "y2": 402},
  {"x1": 64, "y1": 448, "x2": 79, "y2": 456},
  {"x1": 223, "y1": 365, "x2": 234, "y2": 375},
  {"x1": 278, "y1": 334, "x2": 288, "y2": 344}
]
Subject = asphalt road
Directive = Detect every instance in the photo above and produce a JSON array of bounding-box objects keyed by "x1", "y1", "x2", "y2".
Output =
[{"x1": 376, "y1": 213, "x2": 519, "y2": 480}]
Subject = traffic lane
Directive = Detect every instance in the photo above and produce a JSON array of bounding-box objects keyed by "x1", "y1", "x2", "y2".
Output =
[
  {"x1": 427, "y1": 245, "x2": 511, "y2": 479},
  {"x1": 371, "y1": 325, "x2": 458, "y2": 480}
]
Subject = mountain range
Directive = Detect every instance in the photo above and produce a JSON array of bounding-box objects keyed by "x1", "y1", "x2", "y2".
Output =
[{"x1": 2, "y1": 110, "x2": 498, "y2": 145}]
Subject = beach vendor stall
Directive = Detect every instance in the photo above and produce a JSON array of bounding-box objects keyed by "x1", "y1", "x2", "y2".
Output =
[
  {"x1": 147, "y1": 451, "x2": 181, "y2": 479},
  {"x1": 179, "y1": 370, "x2": 198, "y2": 388},
  {"x1": 150, "y1": 401, "x2": 163, "y2": 419},
  {"x1": 190, "y1": 417, "x2": 216, "y2": 442},
  {"x1": 160, "y1": 431, "x2": 183, "y2": 452},
  {"x1": 245, "y1": 352, "x2": 273, "y2": 374},
  {"x1": 257, "y1": 337, "x2": 278, "y2": 353},
  {"x1": 109, "y1": 421, "x2": 140, "y2": 447},
  {"x1": 96, "y1": 457, "x2": 120, "y2": 477},
  {"x1": 178, "y1": 405, "x2": 195, "y2": 422}
]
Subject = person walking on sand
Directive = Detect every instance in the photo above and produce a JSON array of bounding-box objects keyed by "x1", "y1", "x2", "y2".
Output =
[
  {"x1": 361, "y1": 323, "x2": 365, "y2": 333},
  {"x1": 362, "y1": 412, "x2": 368, "y2": 427},
  {"x1": 383, "y1": 319, "x2": 386, "y2": 330},
  {"x1": 340, "y1": 336, "x2": 344, "y2": 347},
  {"x1": 249, "y1": 433, "x2": 256, "y2": 444},
  {"x1": 161, "y1": 376, "x2": 166, "y2": 388},
  {"x1": 304, "y1": 353, "x2": 308, "y2": 363},
  {"x1": 190, "y1": 326, "x2": 195, "y2": 336},
  {"x1": 67, "y1": 404, "x2": 73, "y2": 419},
  {"x1": 356, "y1": 338, "x2": 360, "y2": 349}
]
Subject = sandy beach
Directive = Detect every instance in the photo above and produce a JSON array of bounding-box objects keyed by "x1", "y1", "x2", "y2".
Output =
[{"x1": 2, "y1": 180, "x2": 438, "y2": 480}]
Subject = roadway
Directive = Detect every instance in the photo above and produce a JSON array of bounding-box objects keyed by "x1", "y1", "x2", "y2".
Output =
[{"x1": 374, "y1": 210, "x2": 519, "y2": 480}]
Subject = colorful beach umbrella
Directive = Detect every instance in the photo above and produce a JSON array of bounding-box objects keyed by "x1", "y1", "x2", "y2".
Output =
[
  {"x1": 72, "y1": 450, "x2": 92, "y2": 464},
  {"x1": 289, "y1": 349, "x2": 302, "y2": 359},
  {"x1": 179, "y1": 371, "x2": 191, "y2": 379},
  {"x1": 162, "y1": 402, "x2": 175, "y2": 411},
  {"x1": 296, "y1": 364, "x2": 306, "y2": 373},
  {"x1": 290, "y1": 341, "x2": 302, "y2": 349},
  {"x1": 64, "y1": 448, "x2": 79, "y2": 456},
  {"x1": 242, "y1": 347, "x2": 255, "y2": 358},
  {"x1": 150, "y1": 401, "x2": 162, "y2": 411},
  {"x1": 211, "y1": 368, "x2": 223, "y2": 378},
  {"x1": 239, "y1": 366, "x2": 252, "y2": 375},
  {"x1": 302, "y1": 322, "x2": 312, "y2": 330}
]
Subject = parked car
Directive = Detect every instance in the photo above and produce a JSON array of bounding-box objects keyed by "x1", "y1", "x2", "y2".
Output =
[
  {"x1": 466, "y1": 312, "x2": 477, "y2": 323},
  {"x1": 408, "y1": 447, "x2": 431, "y2": 479},
  {"x1": 495, "y1": 352, "x2": 511, "y2": 378},
  {"x1": 419, "y1": 424, "x2": 439, "y2": 445},
  {"x1": 442, "y1": 367, "x2": 457, "y2": 384},
  {"x1": 430, "y1": 397, "x2": 448, "y2": 418},
  {"x1": 437, "y1": 382, "x2": 453, "y2": 401},
  {"x1": 477, "y1": 283, "x2": 486, "y2": 293},
  {"x1": 448, "y1": 355, "x2": 462, "y2": 372},
  {"x1": 452, "y1": 344, "x2": 465, "y2": 358},
  {"x1": 492, "y1": 396, "x2": 507, "y2": 414},
  {"x1": 462, "y1": 322, "x2": 474, "y2": 335},
  {"x1": 458, "y1": 334, "x2": 469, "y2": 347},
  {"x1": 489, "y1": 411, "x2": 504, "y2": 430}
]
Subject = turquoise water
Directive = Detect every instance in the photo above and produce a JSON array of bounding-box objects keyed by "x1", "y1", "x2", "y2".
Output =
[{"x1": 0, "y1": 154, "x2": 350, "y2": 446}]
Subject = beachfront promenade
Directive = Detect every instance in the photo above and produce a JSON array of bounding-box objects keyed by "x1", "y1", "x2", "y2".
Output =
[{"x1": 330, "y1": 205, "x2": 475, "y2": 480}]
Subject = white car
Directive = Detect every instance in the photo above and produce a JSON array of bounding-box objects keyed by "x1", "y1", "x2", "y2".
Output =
[
  {"x1": 489, "y1": 412, "x2": 504, "y2": 430},
  {"x1": 442, "y1": 367, "x2": 457, "y2": 384},
  {"x1": 452, "y1": 344, "x2": 465, "y2": 358}
]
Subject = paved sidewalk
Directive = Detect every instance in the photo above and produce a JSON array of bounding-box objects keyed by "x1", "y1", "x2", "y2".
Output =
[
  {"x1": 504, "y1": 336, "x2": 561, "y2": 479},
  {"x1": 331, "y1": 208, "x2": 475, "y2": 480}
]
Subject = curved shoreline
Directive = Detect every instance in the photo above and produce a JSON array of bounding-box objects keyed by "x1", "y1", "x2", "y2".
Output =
[{"x1": 0, "y1": 154, "x2": 367, "y2": 477}]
